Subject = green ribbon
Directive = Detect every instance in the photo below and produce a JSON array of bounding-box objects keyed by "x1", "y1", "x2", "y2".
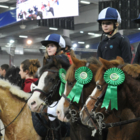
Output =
[
  {"x1": 67, "y1": 66, "x2": 93, "y2": 103},
  {"x1": 59, "y1": 68, "x2": 66, "y2": 96},
  {"x1": 101, "y1": 67, "x2": 125, "y2": 110}
]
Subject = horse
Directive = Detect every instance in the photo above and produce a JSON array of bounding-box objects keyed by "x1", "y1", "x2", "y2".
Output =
[
  {"x1": 80, "y1": 56, "x2": 140, "y2": 140},
  {"x1": 27, "y1": 56, "x2": 70, "y2": 139},
  {"x1": 0, "y1": 79, "x2": 42, "y2": 140},
  {"x1": 56, "y1": 56, "x2": 107, "y2": 140}
]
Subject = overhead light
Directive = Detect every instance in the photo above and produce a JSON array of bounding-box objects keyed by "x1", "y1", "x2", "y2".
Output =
[
  {"x1": 0, "y1": 0, "x2": 9, "y2": 2},
  {"x1": 19, "y1": 35, "x2": 28, "y2": 38},
  {"x1": 49, "y1": 27, "x2": 58, "y2": 30},
  {"x1": 80, "y1": 1, "x2": 90, "y2": 4},
  {"x1": 27, "y1": 39, "x2": 32, "y2": 45},
  {"x1": 138, "y1": 28, "x2": 140, "y2": 30},
  {"x1": 85, "y1": 44, "x2": 90, "y2": 48},
  {"x1": 88, "y1": 32, "x2": 102, "y2": 37},
  {"x1": 10, "y1": 7, "x2": 15, "y2": 10},
  {"x1": 10, "y1": 40, "x2": 15, "y2": 43},
  {"x1": 0, "y1": 5, "x2": 9, "y2": 8},
  {"x1": 72, "y1": 43, "x2": 77, "y2": 48},
  {"x1": 80, "y1": 31, "x2": 84, "y2": 33},
  {"x1": 88, "y1": 32, "x2": 95, "y2": 35},
  {"x1": 78, "y1": 42, "x2": 85, "y2": 44},
  {"x1": 20, "y1": 24, "x2": 26, "y2": 29}
]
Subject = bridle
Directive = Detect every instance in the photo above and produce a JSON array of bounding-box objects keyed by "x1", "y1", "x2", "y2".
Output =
[
  {"x1": 82, "y1": 64, "x2": 140, "y2": 135},
  {"x1": 32, "y1": 69, "x2": 61, "y2": 107},
  {"x1": 62, "y1": 62, "x2": 91, "y2": 123}
]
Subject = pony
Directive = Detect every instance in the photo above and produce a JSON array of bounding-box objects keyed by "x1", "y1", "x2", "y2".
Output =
[
  {"x1": 80, "y1": 56, "x2": 140, "y2": 140},
  {"x1": 27, "y1": 56, "x2": 70, "y2": 139},
  {"x1": 56, "y1": 56, "x2": 106, "y2": 140},
  {"x1": 0, "y1": 79, "x2": 42, "y2": 140}
]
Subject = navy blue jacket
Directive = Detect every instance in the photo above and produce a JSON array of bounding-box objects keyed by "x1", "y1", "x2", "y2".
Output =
[
  {"x1": 133, "y1": 43, "x2": 140, "y2": 64},
  {"x1": 97, "y1": 32, "x2": 132, "y2": 63}
]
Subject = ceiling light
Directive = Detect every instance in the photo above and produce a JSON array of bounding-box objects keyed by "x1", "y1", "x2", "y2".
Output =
[
  {"x1": 88, "y1": 32, "x2": 95, "y2": 35},
  {"x1": 72, "y1": 44, "x2": 77, "y2": 48},
  {"x1": 80, "y1": 31, "x2": 84, "y2": 33},
  {"x1": 138, "y1": 28, "x2": 140, "y2": 30},
  {"x1": 85, "y1": 44, "x2": 90, "y2": 48},
  {"x1": 49, "y1": 27, "x2": 58, "y2": 30},
  {"x1": 20, "y1": 25, "x2": 26, "y2": 29},
  {"x1": 10, "y1": 40, "x2": 15, "y2": 43},
  {"x1": 0, "y1": 5, "x2": 9, "y2": 8},
  {"x1": 19, "y1": 35, "x2": 28, "y2": 38},
  {"x1": 27, "y1": 40, "x2": 32, "y2": 45},
  {"x1": 10, "y1": 7, "x2": 15, "y2": 10},
  {"x1": 78, "y1": 42, "x2": 85, "y2": 44},
  {"x1": 0, "y1": 0, "x2": 9, "y2": 2},
  {"x1": 80, "y1": 1, "x2": 90, "y2": 4}
]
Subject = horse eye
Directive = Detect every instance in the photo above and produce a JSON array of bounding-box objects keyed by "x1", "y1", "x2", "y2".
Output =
[
  {"x1": 68, "y1": 82, "x2": 73, "y2": 86},
  {"x1": 97, "y1": 85, "x2": 102, "y2": 90},
  {"x1": 50, "y1": 78, "x2": 55, "y2": 82}
]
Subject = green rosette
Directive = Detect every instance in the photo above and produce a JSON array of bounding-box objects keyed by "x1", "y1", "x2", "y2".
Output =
[
  {"x1": 59, "y1": 68, "x2": 66, "y2": 96},
  {"x1": 67, "y1": 66, "x2": 93, "y2": 103},
  {"x1": 101, "y1": 67, "x2": 125, "y2": 110}
]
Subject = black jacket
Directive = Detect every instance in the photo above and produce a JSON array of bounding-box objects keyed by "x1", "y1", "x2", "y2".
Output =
[
  {"x1": 97, "y1": 32, "x2": 132, "y2": 63},
  {"x1": 133, "y1": 43, "x2": 140, "y2": 64},
  {"x1": 43, "y1": 54, "x2": 70, "y2": 66}
]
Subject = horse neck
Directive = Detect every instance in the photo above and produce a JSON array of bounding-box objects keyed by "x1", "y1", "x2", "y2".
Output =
[
  {"x1": 105, "y1": 108, "x2": 140, "y2": 140},
  {"x1": 0, "y1": 90, "x2": 27, "y2": 126},
  {"x1": 119, "y1": 75, "x2": 140, "y2": 117}
]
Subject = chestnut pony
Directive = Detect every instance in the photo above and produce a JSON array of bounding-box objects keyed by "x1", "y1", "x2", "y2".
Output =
[
  {"x1": 0, "y1": 79, "x2": 42, "y2": 140},
  {"x1": 56, "y1": 57, "x2": 106, "y2": 140},
  {"x1": 80, "y1": 56, "x2": 140, "y2": 140}
]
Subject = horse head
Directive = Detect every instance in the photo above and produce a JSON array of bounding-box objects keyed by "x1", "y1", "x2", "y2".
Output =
[
  {"x1": 80, "y1": 56, "x2": 140, "y2": 130},
  {"x1": 27, "y1": 56, "x2": 70, "y2": 113},
  {"x1": 56, "y1": 56, "x2": 101, "y2": 122}
]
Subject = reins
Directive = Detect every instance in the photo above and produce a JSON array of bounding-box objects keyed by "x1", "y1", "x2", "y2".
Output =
[{"x1": 0, "y1": 96, "x2": 30, "y2": 133}]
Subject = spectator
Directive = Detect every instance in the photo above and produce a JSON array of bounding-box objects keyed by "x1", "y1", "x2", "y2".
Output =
[
  {"x1": 0, "y1": 64, "x2": 9, "y2": 79},
  {"x1": 19, "y1": 59, "x2": 40, "y2": 93}
]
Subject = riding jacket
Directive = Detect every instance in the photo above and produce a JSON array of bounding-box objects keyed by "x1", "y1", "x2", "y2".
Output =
[
  {"x1": 133, "y1": 43, "x2": 140, "y2": 64},
  {"x1": 97, "y1": 32, "x2": 132, "y2": 63}
]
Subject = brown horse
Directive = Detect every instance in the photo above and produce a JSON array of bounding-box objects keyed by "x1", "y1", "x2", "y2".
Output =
[
  {"x1": 0, "y1": 79, "x2": 42, "y2": 140},
  {"x1": 56, "y1": 56, "x2": 106, "y2": 140},
  {"x1": 80, "y1": 56, "x2": 140, "y2": 140}
]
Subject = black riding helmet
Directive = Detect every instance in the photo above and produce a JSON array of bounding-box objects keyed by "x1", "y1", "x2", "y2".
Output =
[{"x1": 41, "y1": 33, "x2": 66, "y2": 54}]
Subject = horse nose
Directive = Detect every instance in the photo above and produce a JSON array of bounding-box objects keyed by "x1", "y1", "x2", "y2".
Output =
[{"x1": 31, "y1": 101, "x2": 36, "y2": 106}]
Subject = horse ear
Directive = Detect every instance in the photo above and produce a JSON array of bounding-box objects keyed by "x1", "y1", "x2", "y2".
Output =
[
  {"x1": 71, "y1": 56, "x2": 82, "y2": 67},
  {"x1": 116, "y1": 56, "x2": 124, "y2": 64},
  {"x1": 99, "y1": 57, "x2": 113, "y2": 69}
]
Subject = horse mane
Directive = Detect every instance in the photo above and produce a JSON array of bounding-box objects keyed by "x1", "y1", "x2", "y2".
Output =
[
  {"x1": 5, "y1": 66, "x2": 24, "y2": 88},
  {"x1": 123, "y1": 64, "x2": 140, "y2": 79},
  {"x1": 40, "y1": 56, "x2": 70, "y2": 76},
  {"x1": 66, "y1": 57, "x2": 101, "y2": 82},
  {"x1": 95, "y1": 57, "x2": 124, "y2": 81},
  {"x1": 0, "y1": 79, "x2": 31, "y2": 100}
]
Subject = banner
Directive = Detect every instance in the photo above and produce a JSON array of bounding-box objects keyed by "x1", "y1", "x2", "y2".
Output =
[
  {"x1": 0, "y1": 9, "x2": 17, "y2": 28},
  {"x1": 16, "y1": 0, "x2": 79, "y2": 21}
]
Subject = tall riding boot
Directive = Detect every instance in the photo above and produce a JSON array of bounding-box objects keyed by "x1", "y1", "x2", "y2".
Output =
[{"x1": 50, "y1": 119, "x2": 61, "y2": 140}]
